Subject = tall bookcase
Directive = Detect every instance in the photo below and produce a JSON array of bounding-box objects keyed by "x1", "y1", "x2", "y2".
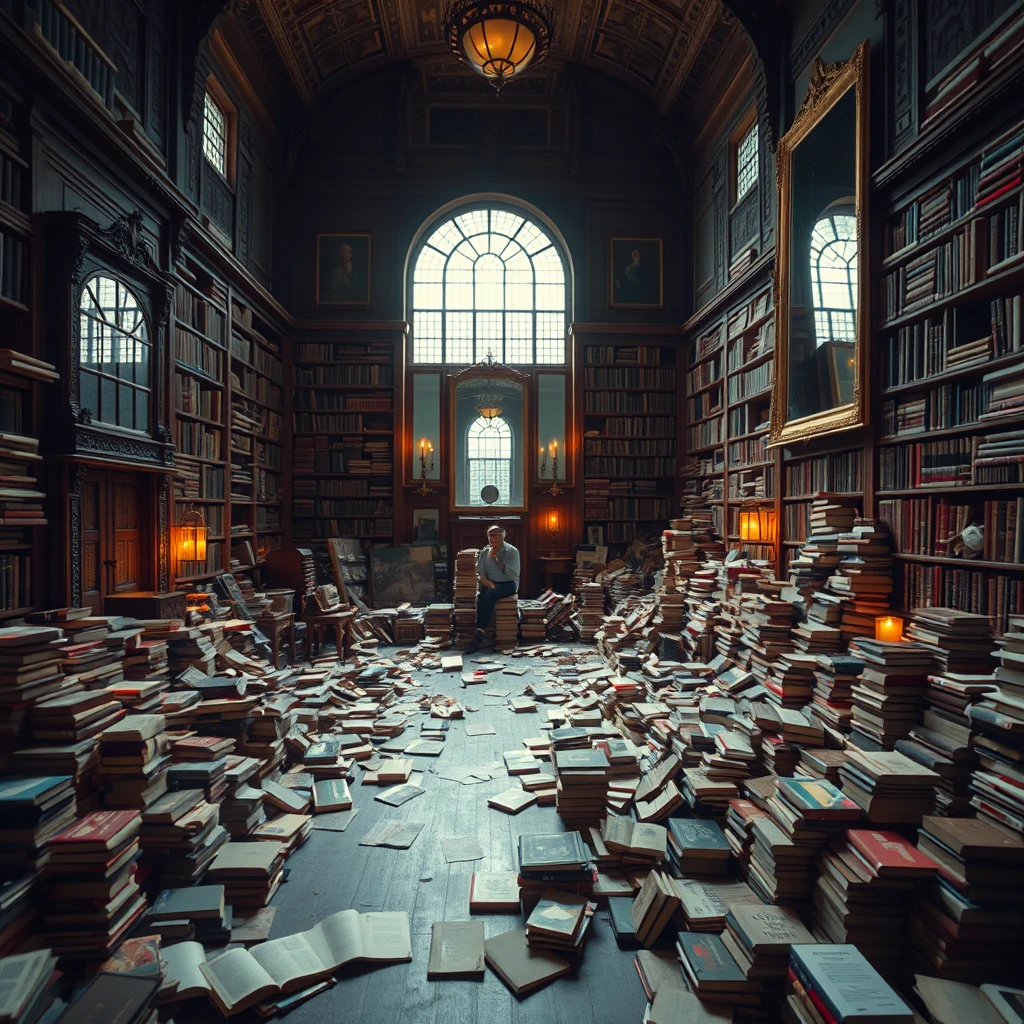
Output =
[
  {"x1": 682, "y1": 275, "x2": 780, "y2": 565},
  {"x1": 875, "y1": 110, "x2": 1024, "y2": 631},
  {"x1": 171, "y1": 255, "x2": 286, "y2": 585},
  {"x1": 289, "y1": 335, "x2": 395, "y2": 562},
  {"x1": 0, "y1": 98, "x2": 47, "y2": 616},
  {"x1": 573, "y1": 326, "x2": 680, "y2": 550}
]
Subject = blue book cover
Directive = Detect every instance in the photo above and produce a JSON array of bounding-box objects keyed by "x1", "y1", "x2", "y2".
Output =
[
  {"x1": 0, "y1": 775, "x2": 71, "y2": 804},
  {"x1": 668, "y1": 817, "x2": 729, "y2": 853}
]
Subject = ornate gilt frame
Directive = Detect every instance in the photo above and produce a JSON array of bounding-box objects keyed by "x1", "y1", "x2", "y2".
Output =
[
  {"x1": 768, "y1": 41, "x2": 870, "y2": 447},
  {"x1": 448, "y1": 358, "x2": 531, "y2": 513}
]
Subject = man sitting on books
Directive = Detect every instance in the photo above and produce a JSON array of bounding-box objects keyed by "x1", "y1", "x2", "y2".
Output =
[{"x1": 466, "y1": 525, "x2": 520, "y2": 653}]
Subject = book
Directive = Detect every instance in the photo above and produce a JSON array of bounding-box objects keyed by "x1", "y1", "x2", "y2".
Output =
[
  {"x1": 525, "y1": 889, "x2": 587, "y2": 942},
  {"x1": 160, "y1": 941, "x2": 212, "y2": 1002},
  {"x1": 607, "y1": 895, "x2": 641, "y2": 948},
  {"x1": 469, "y1": 872, "x2": 520, "y2": 912},
  {"x1": 676, "y1": 930, "x2": 746, "y2": 991},
  {"x1": 312, "y1": 779, "x2": 351, "y2": 812},
  {"x1": 648, "y1": 987, "x2": 735, "y2": 1024},
  {"x1": 55, "y1": 973, "x2": 159, "y2": 1024},
  {"x1": 0, "y1": 949, "x2": 58, "y2": 1023},
  {"x1": 199, "y1": 910, "x2": 411, "y2": 1015},
  {"x1": 518, "y1": 831, "x2": 589, "y2": 872},
  {"x1": 726, "y1": 904, "x2": 814, "y2": 955},
  {"x1": 914, "y1": 975, "x2": 1017, "y2": 1024},
  {"x1": 776, "y1": 777, "x2": 862, "y2": 820},
  {"x1": 427, "y1": 921, "x2": 485, "y2": 977},
  {"x1": 602, "y1": 815, "x2": 668, "y2": 860},
  {"x1": 483, "y1": 927, "x2": 570, "y2": 995},
  {"x1": 487, "y1": 788, "x2": 537, "y2": 814},
  {"x1": 790, "y1": 944, "x2": 914, "y2": 1023},
  {"x1": 149, "y1": 884, "x2": 226, "y2": 922}
]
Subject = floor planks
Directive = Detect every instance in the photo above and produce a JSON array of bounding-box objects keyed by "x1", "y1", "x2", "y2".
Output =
[{"x1": 185, "y1": 650, "x2": 650, "y2": 1024}]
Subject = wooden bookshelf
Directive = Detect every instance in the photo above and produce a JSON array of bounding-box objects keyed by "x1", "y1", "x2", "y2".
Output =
[
  {"x1": 875, "y1": 108, "x2": 1024, "y2": 631},
  {"x1": 289, "y1": 337, "x2": 395, "y2": 551},
  {"x1": 171, "y1": 257, "x2": 286, "y2": 582},
  {"x1": 682, "y1": 275, "x2": 779, "y2": 565},
  {"x1": 576, "y1": 329, "x2": 679, "y2": 548}
]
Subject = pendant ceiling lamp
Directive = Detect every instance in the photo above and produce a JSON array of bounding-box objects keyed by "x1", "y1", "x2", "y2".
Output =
[{"x1": 444, "y1": 0, "x2": 555, "y2": 93}]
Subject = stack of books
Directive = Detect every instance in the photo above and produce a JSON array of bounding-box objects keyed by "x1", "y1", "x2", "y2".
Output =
[
  {"x1": 146, "y1": 884, "x2": 231, "y2": 945},
  {"x1": 576, "y1": 582, "x2": 605, "y2": 642},
  {"x1": 517, "y1": 832, "x2": 594, "y2": 910},
  {"x1": 828, "y1": 519, "x2": 895, "y2": 642},
  {"x1": 809, "y1": 653, "x2": 864, "y2": 735},
  {"x1": 966, "y1": 616, "x2": 1024, "y2": 831},
  {"x1": 723, "y1": 903, "x2": 814, "y2": 985},
  {"x1": 553, "y1": 747, "x2": 610, "y2": 827},
  {"x1": 452, "y1": 550, "x2": 478, "y2": 647},
  {"x1": 165, "y1": 757, "x2": 227, "y2": 805},
  {"x1": 814, "y1": 828, "x2": 937, "y2": 970},
  {"x1": 838, "y1": 749, "x2": 940, "y2": 824},
  {"x1": 976, "y1": 117, "x2": 1024, "y2": 207},
  {"x1": 599, "y1": 815, "x2": 667, "y2": 868},
  {"x1": 139, "y1": 787, "x2": 223, "y2": 888},
  {"x1": 44, "y1": 809, "x2": 146, "y2": 960},
  {"x1": 666, "y1": 817, "x2": 731, "y2": 876},
  {"x1": 724, "y1": 797, "x2": 768, "y2": 869},
  {"x1": 205, "y1": 840, "x2": 286, "y2": 909},
  {"x1": 906, "y1": 608, "x2": 996, "y2": 675},
  {"x1": 96, "y1": 714, "x2": 170, "y2": 809},
  {"x1": 906, "y1": 815, "x2": 1024, "y2": 982},
  {"x1": 630, "y1": 870, "x2": 681, "y2": 947},
  {"x1": 676, "y1": 928, "x2": 764, "y2": 1008},
  {"x1": 423, "y1": 603, "x2": 452, "y2": 642},
  {"x1": 524, "y1": 889, "x2": 594, "y2": 956},
  {"x1": 0, "y1": 948, "x2": 59, "y2": 1022},
  {"x1": 846, "y1": 638, "x2": 934, "y2": 751},
  {"x1": 786, "y1": 944, "x2": 914, "y2": 1024},
  {"x1": 493, "y1": 595, "x2": 518, "y2": 649},
  {"x1": 0, "y1": 775, "x2": 76, "y2": 880},
  {"x1": 674, "y1": 877, "x2": 760, "y2": 933}
]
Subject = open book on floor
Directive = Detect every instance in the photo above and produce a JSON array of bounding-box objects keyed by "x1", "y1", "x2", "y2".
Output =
[{"x1": 198, "y1": 909, "x2": 411, "y2": 1016}]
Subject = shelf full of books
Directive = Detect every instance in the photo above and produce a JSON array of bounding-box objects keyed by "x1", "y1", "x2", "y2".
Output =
[
  {"x1": 171, "y1": 255, "x2": 287, "y2": 581},
  {"x1": 575, "y1": 328, "x2": 679, "y2": 549},
  {"x1": 229, "y1": 301, "x2": 284, "y2": 567},
  {"x1": 290, "y1": 336, "x2": 396, "y2": 548},
  {"x1": 875, "y1": 109, "x2": 1024, "y2": 630},
  {"x1": 683, "y1": 278, "x2": 777, "y2": 566}
]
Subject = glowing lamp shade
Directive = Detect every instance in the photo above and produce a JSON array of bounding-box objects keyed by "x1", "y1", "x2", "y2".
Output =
[
  {"x1": 445, "y1": 0, "x2": 554, "y2": 93},
  {"x1": 738, "y1": 509, "x2": 774, "y2": 544},
  {"x1": 463, "y1": 18, "x2": 537, "y2": 82},
  {"x1": 547, "y1": 510, "x2": 559, "y2": 531},
  {"x1": 174, "y1": 507, "x2": 208, "y2": 564},
  {"x1": 875, "y1": 615, "x2": 904, "y2": 642}
]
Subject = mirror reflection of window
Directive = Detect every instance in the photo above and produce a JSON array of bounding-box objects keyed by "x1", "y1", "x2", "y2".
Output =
[
  {"x1": 810, "y1": 203, "x2": 858, "y2": 346},
  {"x1": 467, "y1": 415, "x2": 512, "y2": 504}
]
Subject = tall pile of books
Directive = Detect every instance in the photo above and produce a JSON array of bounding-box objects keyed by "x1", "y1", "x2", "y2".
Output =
[
  {"x1": 553, "y1": 747, "x2": 610, "y2": 828},
  {"x1": 493, "y1": 595, "x2": 518, "y2": 649},
  {"x1": 906, "y1": 608, "x2": 996, "y2": 676},
  {"x1": 680, "y1": 567, "x2": 722, "y2": 663},
  {"x1": 846, "y1": 638, "x2": 934, "y2": 751},
  {"x1": 965, "y1": 615, "x2": 1023, "y2": 830},
  {"x1": 452, "y1": 549, "x2": 478, "y2": 647},
  {"x1": 809, "y1": 652, "x2": 864, "y2": 736},
  {"x1": 423, "y1": 603, "x2": 452, "y2": 642},
  {"x1": 517, "y1": 831, "x2": 594, "y2": 911},
  {"x1": 838, "y1": 749, "x2": 940, "y2": 825},
  {"x1": 524, "y1": 889, "x2": 594, "y2": 957},
  {"x1": 908, "y1": 815, "x2": 1024, "y2": 983},
  {"x1": 96, "y1": 714, "x2": 170, "y2": 808},
  {"x1": 44, "y1": 809, "x2": 146, "y2": 961},
  {"x1": 139, "y1": 786, "x2": 228, "y2": 889},
  {"x1": 813, "y1": 827, "x2": 937, "y2": 970},
  {"x1": 787, "y1": 497, "x2": 851, "y2": 602},
  {"x1": 828, "y1": 518, "x2": 895, "y2": 642}
]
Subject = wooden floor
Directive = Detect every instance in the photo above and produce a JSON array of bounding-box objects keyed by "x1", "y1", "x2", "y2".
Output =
[{"x1": 188, "y1": 648, "x2": 651, "y2": 1024}]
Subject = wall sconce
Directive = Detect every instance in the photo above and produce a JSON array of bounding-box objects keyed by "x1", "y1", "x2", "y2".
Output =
[
  {"x1": 875, "y1": 615, "x2": 904, "y2": 643},
  {"x1": 416, "y1": 437, "x2": 435, "y2": 496},
  {"x1": 545, "y1": 438, "x2": 562, "y2": 496},
  {"x1": 546, "y1": 508, "x2": 560, "y2": 555},
  {"x1": 174, "y1": 505, "x2": 208, "y2": 571},
  {"x1": 738, "y1": 507, "x2": 775, "y2": 545}
]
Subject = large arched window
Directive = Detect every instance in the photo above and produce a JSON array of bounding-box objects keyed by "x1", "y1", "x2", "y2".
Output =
[
  {"x1": 411, "y1": 206, "x2": 567, "y2": 365},
  {"x1": 78, "y1": 274, "x2": 151, "y2": 431},
  {"x1": 467, "y1": 414, "x2": 512, "y2": 505},
  {"x1": 810, "y1": 206, "x2": 858, "y2": 345}
]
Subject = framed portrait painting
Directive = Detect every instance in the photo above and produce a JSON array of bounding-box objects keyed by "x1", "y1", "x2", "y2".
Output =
[
  {"x1": 316, "y1": 233, "x2": 371, "y2": 306},
  {"x1": 609, "y1": 237, "x2": 663, "y2": 309}
]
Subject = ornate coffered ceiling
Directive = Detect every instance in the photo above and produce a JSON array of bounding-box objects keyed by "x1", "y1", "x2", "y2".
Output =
[{"x1": 224, "y1": 0, "x2": 738, "y2": 115}]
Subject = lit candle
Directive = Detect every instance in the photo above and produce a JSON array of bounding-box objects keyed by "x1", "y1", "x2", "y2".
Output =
[
  {"x1": 875, "y1": 615, "x2": 904, "y2": 643},
  {"x1": 420, "y1": 439, "x2": 426, "y2": 458}
]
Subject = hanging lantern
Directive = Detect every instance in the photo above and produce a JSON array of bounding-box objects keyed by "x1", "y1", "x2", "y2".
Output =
[
  {"x1": 444, "y1": 0, "x2": 555, "y2": 93},
  {"x1": 738, "y1": 507, "x2": 775, "y2": 544},
  {"x1": 174, "y1": 506, "x2": 208, "y2": 564},
  {"x1": 475, "y1": 392, "x2": 504, "y2": 421}
]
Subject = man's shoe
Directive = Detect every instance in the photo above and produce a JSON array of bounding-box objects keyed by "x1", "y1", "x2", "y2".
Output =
[{"x1": 464, "y1": 629, "x2": 485, "y2": 654}]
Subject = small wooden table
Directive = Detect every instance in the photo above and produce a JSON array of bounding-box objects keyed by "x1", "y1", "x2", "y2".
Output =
[
  {"x1": 536, "y1": 555, "x2": 573, "y2": 595},
  {"x1": 256, "y1": 611, "x2": 296, "y2": 667},
  {"x1": 303, "y1": 608, "x2": 355, "y2": 660}
]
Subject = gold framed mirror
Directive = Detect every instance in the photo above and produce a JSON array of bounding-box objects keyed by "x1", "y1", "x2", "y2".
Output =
[{"x1": 769, "y1": 41, "x2": 870, "y2": 447}]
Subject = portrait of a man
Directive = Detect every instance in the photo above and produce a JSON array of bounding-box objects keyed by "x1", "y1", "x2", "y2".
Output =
[
  {"x1": 316, "y1": 233, "x2": 371, "y2": 306},
  {"x1": 609, "y1": 237, "x2": 664, "y2": 308}
]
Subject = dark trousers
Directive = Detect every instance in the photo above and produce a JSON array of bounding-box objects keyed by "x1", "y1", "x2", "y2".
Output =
[{"x1": 476, "y1": 580, "x2": 517, "y2": 629}]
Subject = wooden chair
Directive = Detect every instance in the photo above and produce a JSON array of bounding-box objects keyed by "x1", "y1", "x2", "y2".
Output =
[{"x1": 303, "y1": 607, "x2": 355, "y2": 660}]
